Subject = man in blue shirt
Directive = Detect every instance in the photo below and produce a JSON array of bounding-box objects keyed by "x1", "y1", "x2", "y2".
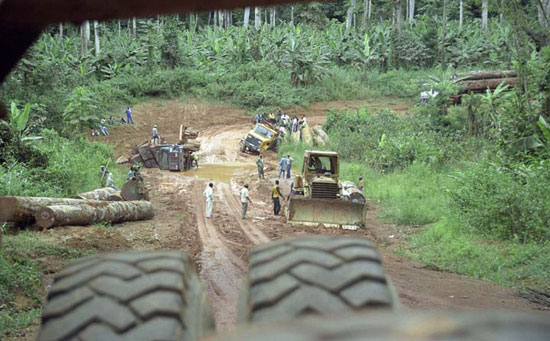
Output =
[
  {"x1": 278, "y1": 155, "x2": 288, "y2": 179},
  {"x1": 125, "y1": 107, "x2": 134, "y2": 124},
  {"x1": 286, "y1": 154, "x2": 294, "y2": 179}
]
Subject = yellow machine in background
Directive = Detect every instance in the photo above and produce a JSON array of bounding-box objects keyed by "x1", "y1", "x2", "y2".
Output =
[
  {"x1": 240, "y1": 123, "x2": 279, "y2": 153},
  {"x1": 287, "y1": 151, "x2": 366, "y2": 228}
]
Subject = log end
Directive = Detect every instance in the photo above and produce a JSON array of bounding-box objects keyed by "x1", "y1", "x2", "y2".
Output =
[{"x1": 35, "y1": 206, "x2": 55, "y2": 229}]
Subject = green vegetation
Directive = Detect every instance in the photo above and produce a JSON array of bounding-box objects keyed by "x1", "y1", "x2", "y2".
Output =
[
  {"x1": 0, "y1": 128, "x2": 125, "y2": 197},
  {"x1": 0, "y1": 231, "x2": 95, "y2": 338},
  {"x1": 2, "y1": 0, "x2": 550, "y2": 334}
]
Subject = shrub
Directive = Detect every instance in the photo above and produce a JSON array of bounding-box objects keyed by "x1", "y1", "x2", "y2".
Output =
[{"x1": 448, "y1": 160, "x2": 550, "y2": 242}]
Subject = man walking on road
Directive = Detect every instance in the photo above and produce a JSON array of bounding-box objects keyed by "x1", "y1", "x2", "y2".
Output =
[
  {"x1": 240, "y1": 184, "x2": 252, "y2": 219},
  {"x1": 256, "y1": 155, "x2": 265, "y2": 179},
  {"x1": 272, "y1": 180, "x2": 286, "y2": 215},
  {"x1": 203, "y1": 183, "x2": 214, "y2": 219},
  {"x1": 278, "y1": 155, "x2": 288, "y2": 179},
  {"x1": 125, "y1": 107, "x2": 134, "y2": 124},
  {"x1": 286, "y1": 154, "x2": 294, "y2": 179}
]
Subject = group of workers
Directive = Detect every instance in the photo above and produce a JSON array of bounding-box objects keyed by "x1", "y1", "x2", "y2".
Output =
[{"x1": 92, "y1": 107, "x2": 134, "y2": 137}]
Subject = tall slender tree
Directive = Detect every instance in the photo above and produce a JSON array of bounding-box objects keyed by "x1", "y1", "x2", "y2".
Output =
[
  {"x1": 93, "y1": 21, "x2": 100, "y2": 57},
  {"x1": 80, "y1": 21, "x2": 90, "y2": 55},
  {"x1": 363, "y1": 0, "x2": 372, "y2": 27},
  {"x1": 408, "y1": 0, "x2": 415, "y2": 23},
  {"x1": 132, "y1": 17, "x2": 137, "y2": 36},
  {"x1": 255, "y1": 7, "x2": 262, "y2": 29},
  {"x1": 395, "y1": 0, "x2": 403, "y2": 34},
  {"x1": 538, "y1": 0, "x2": 550, "y2": 27},
  {"x1": 59, "y1": 23, "x2": 63, "y2": 41},
  {"x1": 346, "y1": 0, "x2": 357, "y2": 32},
  {"x1": 482, "y1": 0, "x2": 489, "y2": 30},
  {"x1": 244, "y1": 7, "x2": 251, "y2": 27},
  {"x1": 459, "y1": 0, "x2": 464, "y2": 27}
]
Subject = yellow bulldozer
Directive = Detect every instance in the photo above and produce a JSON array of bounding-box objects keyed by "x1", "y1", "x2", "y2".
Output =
[{"x1": 286, "y1": 150, "x2": 366, "y2": 228}]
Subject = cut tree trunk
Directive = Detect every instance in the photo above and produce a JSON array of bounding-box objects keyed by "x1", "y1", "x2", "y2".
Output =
[
  {"x1": 35, "y1": 201, "x2": 154, "y2": 229},
  {"x1": 73, "y1": 187, "x2": 117, "y2": 200},
  {"x1": 459, "y1": 78, "x2": 518, "y2": 94},
  {"x1": 108, "y1": 192, "x2": 124, "y2": 201},
  {"x1": 0, "y1": 197, "x2": 102, "y2": 224},
  {"x1": 456, "y1": 70, "x2": 517, "y2": 81}
]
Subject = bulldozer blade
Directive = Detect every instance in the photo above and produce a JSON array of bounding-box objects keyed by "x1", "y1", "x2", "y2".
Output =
[{"x1": 286, "y1": 196, "x2": 366, "y2": 228}]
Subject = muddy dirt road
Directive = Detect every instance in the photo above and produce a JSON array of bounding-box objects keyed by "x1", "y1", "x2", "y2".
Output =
[
  {"x1": 103, "y1": 98, "x2": 541, "y2": 324},
  {"x1": 12, "y1": 98, "x2": 543, "y2": 339}
]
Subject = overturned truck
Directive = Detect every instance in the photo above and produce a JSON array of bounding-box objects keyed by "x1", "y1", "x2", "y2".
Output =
[{"x1": 130, "y1": 125, "x2": 200, "y2": 171}]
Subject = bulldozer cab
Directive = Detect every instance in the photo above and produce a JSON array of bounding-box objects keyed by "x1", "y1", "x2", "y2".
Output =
[{"x1": 288, "y1": 150, "x2": 366, "y2": 228}]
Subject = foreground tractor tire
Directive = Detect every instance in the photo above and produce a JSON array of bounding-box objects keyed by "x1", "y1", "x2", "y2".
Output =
[
  {"x1": 239, "y1": 236, "x2": 398, "y2": 323},
  {"x1": 38, "y1": 251, "x2": 214, "y2": 341},
  {"x1": 217, "y1": 310, "x2": 550, "y2": 340}
]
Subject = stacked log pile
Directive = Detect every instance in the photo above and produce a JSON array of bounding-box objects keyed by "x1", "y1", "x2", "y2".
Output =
[
  {"x1": 73, "y1": 187, "x2": 117, "y2": 200},
  {"x1": 451, "y1": 70, "x2": 517, "y2": 103},
  {"x1": 0, "y1": 196, "x2": 153, "y2": 228}
]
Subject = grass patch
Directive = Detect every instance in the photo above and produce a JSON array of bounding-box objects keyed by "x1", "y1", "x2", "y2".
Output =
[
  {"x1": 0, "y1": 231, "x2": 95, "y2": 338},
  {"x1": 402, "y1": 219, "x2": 550, "y2": 290}
]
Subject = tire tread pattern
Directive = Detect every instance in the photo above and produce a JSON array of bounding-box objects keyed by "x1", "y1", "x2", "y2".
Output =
[
  {"x1": 244, "y1": 236, "x2": 395, "y2": 322},
  {"x1": 38, "y1": 251, "x2": 214, "y2": 341}
]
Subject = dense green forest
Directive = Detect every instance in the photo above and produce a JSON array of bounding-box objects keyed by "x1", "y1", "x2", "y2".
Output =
[{"x1": 2, "y1": 0, "x2": 550, "y2": 335}]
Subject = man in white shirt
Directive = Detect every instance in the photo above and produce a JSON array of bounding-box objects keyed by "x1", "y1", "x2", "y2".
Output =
[
  {"x1": 240, "y1": 184, "x2": 252, "y2": 219},
  {"x1": 203, "y1": 183, "x2": 214, "y2": 219}
]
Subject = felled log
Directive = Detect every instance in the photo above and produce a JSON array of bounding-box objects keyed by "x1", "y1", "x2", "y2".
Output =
[
  {"x1": 455, "y1": 70, "x2": 517, "y2": 81},
  {"x1": 73, "y1": 187, "x2": 117, "y2": 200},
  {"x1": 0, "y1": 197, "x2": 102, "y2": 224},
  {"x1": 458, "y1": 78, "x2": 517, "y2": 94},
  {"x1": 181, "y1": 140, "x2": 200, "y2": 152},
  {"x1": 121, "y1": 178, "x2": 149, "y2": 201},
  {"x1": 108, "y1": 192, "x2": 124, "y2": 201},
  {"x1": 116, "y1": 155, "x2": 129, "y2": 164},
  {"x1": 35, "y1": 201, "x2": 154, "y2": 229}
]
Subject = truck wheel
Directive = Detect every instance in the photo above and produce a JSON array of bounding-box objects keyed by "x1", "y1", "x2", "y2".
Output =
[
  {"x1": 239, "y1": 236, "x2": 398, "y2": 323},
  {"x1": 222, "y1": 311, "x2": 550, "y2": 340},
  {"x1": 38, "y1": 251, "x2": 214, "y2": 341}
]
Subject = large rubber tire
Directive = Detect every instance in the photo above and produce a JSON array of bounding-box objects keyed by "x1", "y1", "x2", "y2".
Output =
[
  {"x1": 239, "y1": 235, "x2": 398, "y2": 323},
  {"x1": 38, "y1": 251, "x2": 214, "y2": 341},
  {"x1": 217, "y1": 310, "x2": 550, "y2": 340}
]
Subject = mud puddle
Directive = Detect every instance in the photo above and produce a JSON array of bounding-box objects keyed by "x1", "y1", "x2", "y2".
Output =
[{"x1": 182, "y1": 163, "x2": 256, "y2": 183}]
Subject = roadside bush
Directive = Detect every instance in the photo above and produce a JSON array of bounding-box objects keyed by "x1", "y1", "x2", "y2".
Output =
[
  {"x1": 324, "y1": 108, "x2": 468, "y2": 170},
  {"x1": 448, "y1": 160, "x2": 550, "y2": 242},
  {"x1": 0, "y1": 129, "x2": 125, "y2": 197}
]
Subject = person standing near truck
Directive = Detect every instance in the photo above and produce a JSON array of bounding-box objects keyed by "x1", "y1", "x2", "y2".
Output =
[
  {"x1": 256, "y1": 155, "x2": 265, "y2": 179},
  {"x1": 152, "y1": 124, "x2": 159, "y2": 145}
]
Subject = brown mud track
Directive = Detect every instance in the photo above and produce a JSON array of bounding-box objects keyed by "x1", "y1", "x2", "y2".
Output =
[{"x1": 8, "y1": 98, "x2": 545, "y2": 340}]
